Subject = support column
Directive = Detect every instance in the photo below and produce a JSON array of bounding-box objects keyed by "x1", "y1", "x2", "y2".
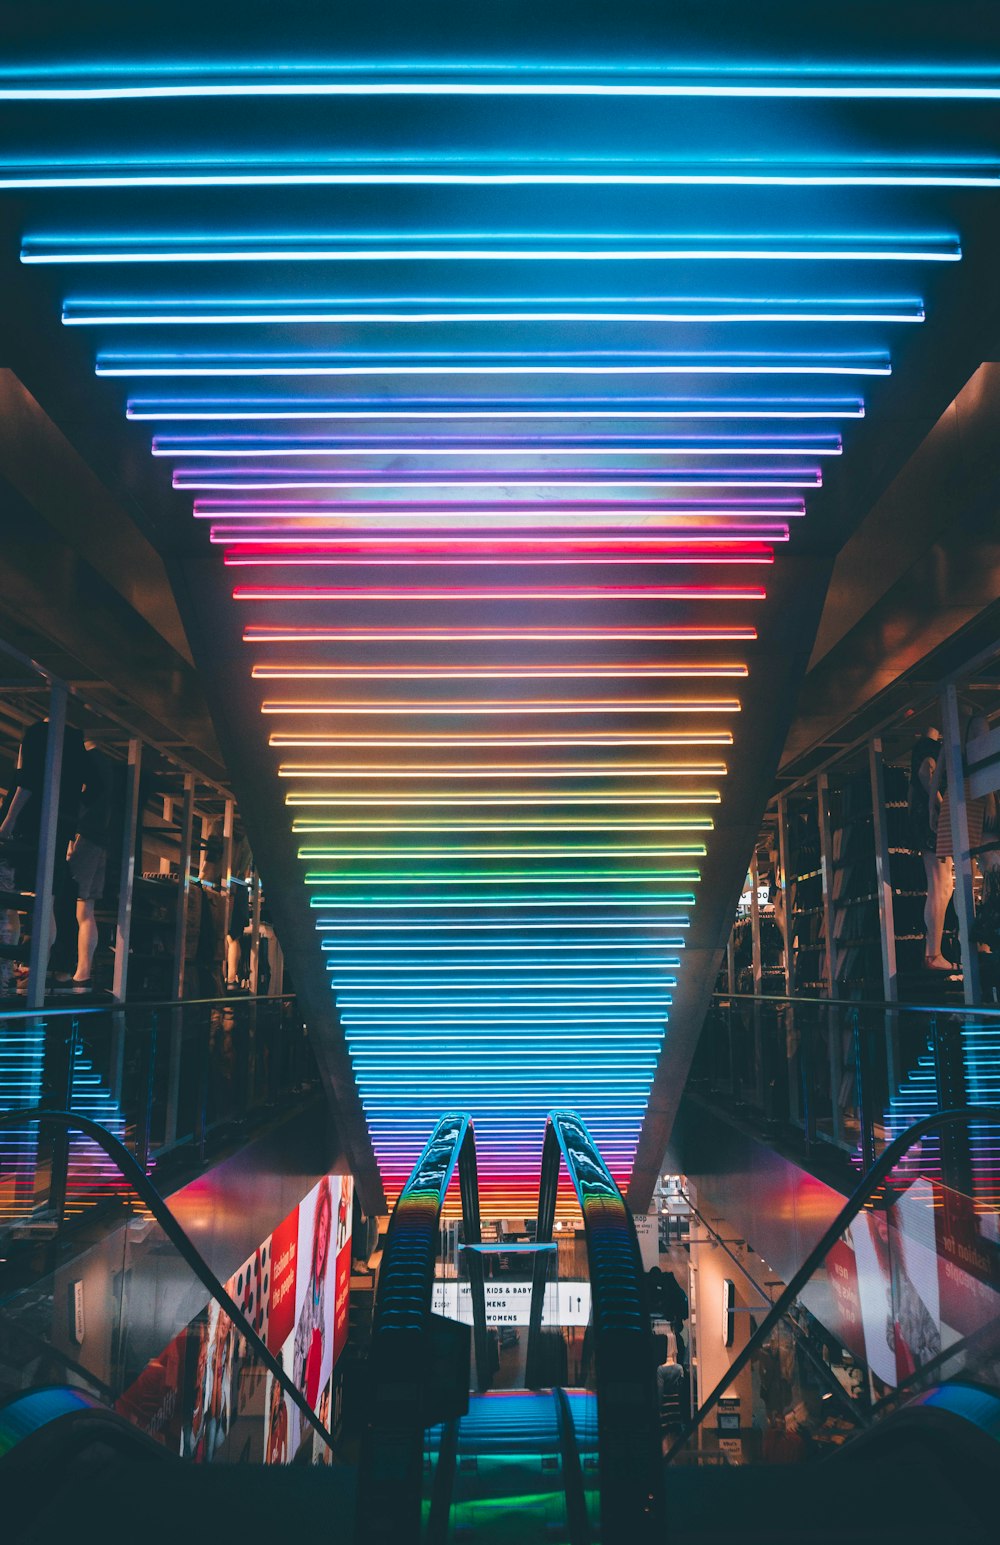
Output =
[
  {"x1": 941, "y1": 682, "x2": 981, "y2": 1006},
  {"x1": 816, "y1": 773, "x2": 837, "y2": 999},
  {"x1": 27, "y1": 681, "x2": 67, "y2": 1009},
  {"x1": 112, "y1": 737, "x2": 142, "y2": 1003},
  {"x1": 777, "y1": 795, "x2": 793, "y2": 996},
  {"x1": 869, "y1": 738, "x2": 899, "y2": 1005},
  {"x1": 170, "y1": 773, "x2": 195, "y2": 1000},
  {"x1": 249, "y1": 867, "x2": 262, "y2": 994},
  {"x1": 749, "y1": 849, "x2": 762, "y2": 996}
]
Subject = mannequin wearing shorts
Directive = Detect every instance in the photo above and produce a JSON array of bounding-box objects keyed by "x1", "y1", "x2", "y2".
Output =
[
  {"x1": 0, "y1": 718, "x2": 87, "y2": 984},
  {"x1": 61, "y1": 743, "x2": 111, "y2": 992},
  {"x1": 910, "y1": 730, "x2": 953, "y2": 971}
]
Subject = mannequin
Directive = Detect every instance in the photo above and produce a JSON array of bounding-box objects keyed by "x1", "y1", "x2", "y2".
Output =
[
  {"x1": 196, "y1": 829, "x2": 228, "y2": 998},
  {"x1": 0, "y1": 717, "x2": 87, "y2": 983},
  {"x1": 226, "y1": 872, "x2": 251, "y2": 990},
  {"x1": 909, "y1": 729, "x2": 953, "y2": 971},
  {"x1": 925, "y1": 711, "x2": 993, "y2": 973},
  {"x1": 59, "y1": 738, "x2": 111, "y2": 993}
]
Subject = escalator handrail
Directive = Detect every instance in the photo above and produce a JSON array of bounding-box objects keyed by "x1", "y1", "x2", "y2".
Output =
[
  {"x1": 0, "y1": 1106, "x2": 336, "y2": 1454},
  {"x1": 664, "y1": 1102, "x2": 1000, "y2": 1461},
  {"x1": 0, "y1": 991, "x2": 296, "y2": 1022},
  {"x1": 355, "y1": 1111, "x2": 487, "y2": 1545},
  {"x1": 532, "y1": 1109, "x2": 663, "y2": 1543},
  {"x1": 553, "y1": 1386, "x2": 592, "y2": 1545}
]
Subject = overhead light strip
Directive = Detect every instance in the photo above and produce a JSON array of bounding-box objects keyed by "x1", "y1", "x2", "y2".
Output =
[
  {"x1": 5, "y1": 65, "x2": 1000, "y2": 101},
  {"x1": 128, "y1": 396, "x2": 867, "y2": 420},
  {"x1": 23, "y1": 234, "x2": 961, "y2": 264},
  {"x1": 66, "y1": 297, "x2": 925, "y2": 326}
]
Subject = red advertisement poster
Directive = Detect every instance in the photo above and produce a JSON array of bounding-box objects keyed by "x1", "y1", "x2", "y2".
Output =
[
  {"x1": 115, "y1": 1330, "x2": 185, "y2": 1450},
  {"x1": 267, "y1": 1206, "x2": 299, "y2": 1355},
  {"x1": 933, "y1": 1182, "x2": 1000, "y2": 1338},
  {"x1": 334, "y1": 1174, "x2": 354, "y2": 1367},
  {"x1": 823, "y1": 1234, "x2": 866, "y2": 1363}
]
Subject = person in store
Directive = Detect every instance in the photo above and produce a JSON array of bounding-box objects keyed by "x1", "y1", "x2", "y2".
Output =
[
  {"x1": 908, "y1": 729, "x2": 954, "y2": 971},
  {"x1": 656, "y1": 1328, "x2": 688, "y2": 1430}
]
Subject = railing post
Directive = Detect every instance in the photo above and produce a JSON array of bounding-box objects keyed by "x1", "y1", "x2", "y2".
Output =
[
  {"x1": 46, "y1": 1013, "x2": 79, "y2": 1223},
  {"x1": 749, "y1": 849, "x2": 763, "y2": 996},
  {"x1": 853, "y1": 1008, "x2": 877, "y2": 1174},
  {"x1": 249, "y1": 867, "x2": 262, "y2": 994},
  {"x1": 135, "y1": 1009, "x2": 157, "y2": 1172},
  {"x1": 801, "y1": 1011, "x2": 819, "y2": 1155},
  {"x1": 27, "y1": 681, "x2": 67, "y2": 1008},
  {"x1": 931, "y1": 1011, "x2": 972, "y2": 1195},
  {"x1": 941, "y1": 682, "x2": 982, "y2": 1006},
  {"x1": 112, "y1": 736, "x2": 142, "y2": 1003},
  {"x1": 816, "y1": 772, "x2": 837, "y2": 1000},
  {"x1": 749, "y1": 850, "x2": 765, "y2": 1112},
  {"x1": 869, "y1": 738, "x2": 901, "y2": 1122},
  {"x1": 195, "y1": 1003, "x2": 210, "y2": 1163},
  {"x1": 170, "y1": 772, "x2": 195, "y2": 1000},
  {"x1": 777, "y1": 796, "x2": 793, "y2": 996}
]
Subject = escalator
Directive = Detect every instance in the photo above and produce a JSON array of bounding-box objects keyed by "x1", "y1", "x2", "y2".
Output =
[
  {"x1": 356, "y1": 1108, "x2": 661, "y2": 1545},
  {"x1": 3, "y1": 1105, "x2": 1000, "y2": 1543},
  {"x1": 426, "y1": 1388, "x2": 595, "y2": 1544}
]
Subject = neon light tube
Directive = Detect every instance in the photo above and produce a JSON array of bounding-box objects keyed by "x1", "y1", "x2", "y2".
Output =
[
  {"x1": 338, "y1": 975, "x2": 676, "y2": 986},
  {"x1": 24, "y1": 234, "x2": 961, "y2": 263},
  {"x1": 300, "y1": 843, "x2": 707, "y2": 857},
  {"x1": 204, "y1": 502, "x2": 806, "y2": 522},
  {"x1": 220, "y1": 528, "x2": 787, "y2": 548},
  {"x1": 310, "y1": 895, "x2": 695, "y2": 907},
  {"x1": 272, "y1": 732, "x2": 733, "y2": 746},
  {"x1": 225, "y1": 532, "x2": 779, "y2": 551},
  {"x1": 321, "y1": 942, "x2": 684, "y2": 953},
  {"x1": 305, "y1": 868, "x2": 701, "y2": 882},
  {"x1": 224, "y1": 545, "x2": 776, "y2": 566},
  {"x1": 262, "y1": 696, "x2": 741, "y2": 713},
  {"x1": 292, "y1": 818, "x2": 714, "y2": 830},
  {"x1": 12, "y1": 159, "x2": 998, "y2": 190},
  {"x1": 187, "y1": 472, "x2": 820, "y2": 489},
  {"x1": 157, "y1": 437, "x2": 844, "y2": 456},
  {"x1": 313, "y1": 917, "x2": 689, "y2": 929},
  {"x1": 256, "y1": 664, "x2": 749, "y2": 680},
  {"x1": 287, "y1": 793, "x2": 723, "y2": 805},
  {"x1": 237, "y1": 583, "x2": 765, "y2": 600},
  {"x1": 128, "y1": 395, "x2": 867, "y2": 421},
  {"x1": 229, "y1": 550, "x2": 775, "y2": 569},
  {"x1": 4, "y1": 64, "x2": 1000, "y2": 102},
  {"x1": 67, "y1": 297, "x2": 925, "y2": 326},
  {"x1": 245, "y1": 625, "x2": 758, "y2": 641},
  {"x1": 278, "y1": 761, "x2": 728, "y2": 775},
  {"x1": 101, "y1": 350, "x2": 890, "y2": 378},
  {"x1": 345, "y1": 1000, "x2": 668, "y2": 1011}
]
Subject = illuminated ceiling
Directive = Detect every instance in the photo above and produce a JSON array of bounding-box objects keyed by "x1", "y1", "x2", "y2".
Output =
[{"x1": 2, "y1": 4, "x2": 1000, "y2": 1214}]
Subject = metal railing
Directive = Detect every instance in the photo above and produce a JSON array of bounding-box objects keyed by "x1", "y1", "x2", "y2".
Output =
[
  {"x1": 0, "y1": 992, "x2": 317, "y2": 1226},
  {"x1": 665, "y1": 1105, "x2": 1000, "y2": 1465},
  {"x1": 355, "y1": 1112, "x2": 486, "y2": 1545},
  {"x1": 0, "y1": 1107, "x2": 335, "y2": 1459},
  {"x1": 531, "y1": 1109, "x2": 662, "y2": 1545},
  {"x1": 695, "y1": 991, "x2": 1000, "y2": 1191}
]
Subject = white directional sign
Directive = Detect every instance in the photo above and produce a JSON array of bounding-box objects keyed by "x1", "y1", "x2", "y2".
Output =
[{"x1": 432, "y1": 1279, "x2": 592, "y2": 1326}]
